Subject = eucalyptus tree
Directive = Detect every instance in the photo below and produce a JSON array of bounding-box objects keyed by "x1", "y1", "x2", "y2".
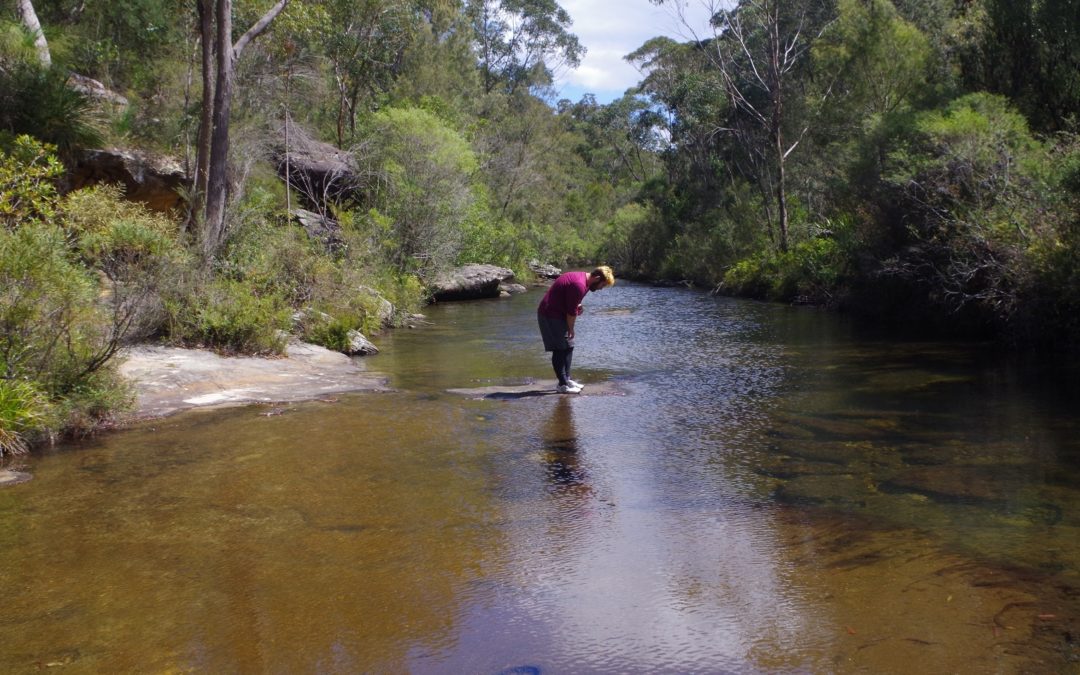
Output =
[
  {"x1": 627, "y1": 35, "x2": 728, "y2": 200},
  {"x1": 813, "y1": 0, "x2": 929, "y2": 119},
  {"x1": 652, "y1": 0, "x2": 832, "y2": 252},
  {"x1": 193, "y1": 0, "x2": 289, "y2": 258},
  {"x1": 14, "y1": 0, "x2": 49, "y2": 66},
  {"x1": 562, "y1": 92, "x2": 665, "y2": 187},
  {"x1": 466, "y1": 0, "x2": 584, "y2": 95},
  {"x1": 322, "y1": 0, "x2": 419, "y2": 146},
  {"x1": 979, "y1": 0, "x2": 1080, "y2": 131}
]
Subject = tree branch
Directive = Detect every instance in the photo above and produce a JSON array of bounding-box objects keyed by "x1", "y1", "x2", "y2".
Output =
[{"x1": 233, "y1": 0, "x2": 289, "y2": 59}]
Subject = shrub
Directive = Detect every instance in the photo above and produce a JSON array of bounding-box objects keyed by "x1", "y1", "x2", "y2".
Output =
[
  {"x1": 302, "y1": 313, "x2": 359, "y2": 353},
  {"x1": 362, "y1": 106, "x2": 479, "y2": 277},
  {"x1": 0, "y1": 60, "x2": 102, "y2": 156},
  {"x1": 721, "y1": 229, "x2": 852, "y2": 304},
  {"x1": 0, "y1": 135, "x2": 63, "y2": 229},
  {"x1": 164, "y1": 277, "x2": 290, "y2": 355},
  {"x1": 876, "y1": 93, "x2": 1052, "y2": 327},
  {"x1": 64, "y1": 185, "x2": 190, "y2": 343},
  {"x1": 0, "y1": 222, "x2": 97, "y2": 385},
  {"x1": 56, "y1": 366, "x2": 133, "y2": 439},
  {"x1": 0, "y1": 379, "x2": 54, "y2": 457}
]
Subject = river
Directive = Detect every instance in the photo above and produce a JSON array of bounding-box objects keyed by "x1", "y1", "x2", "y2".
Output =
[{"x1": 1, "y1": 282, "x2": 1078, "y2": 673}]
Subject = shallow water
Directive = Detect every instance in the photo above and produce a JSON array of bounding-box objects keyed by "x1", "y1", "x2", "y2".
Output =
[{"x1": 2, "y1": 283, "x2": 1079, "y2": 673}]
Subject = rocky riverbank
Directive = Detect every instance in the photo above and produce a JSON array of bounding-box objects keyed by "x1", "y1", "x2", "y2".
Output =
[{"x1": 117, "y1": 341, "x2": 390, "y2": 419}]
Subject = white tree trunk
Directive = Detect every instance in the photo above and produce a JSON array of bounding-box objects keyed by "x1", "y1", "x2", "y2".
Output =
[{"x1": 16, "y1": 0, "x2": 51, "y2": 67}]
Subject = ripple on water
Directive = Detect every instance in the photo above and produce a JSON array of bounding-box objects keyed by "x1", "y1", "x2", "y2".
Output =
[{"x1": 3, "y1": 283, "x2": 1080, "y2": 673}]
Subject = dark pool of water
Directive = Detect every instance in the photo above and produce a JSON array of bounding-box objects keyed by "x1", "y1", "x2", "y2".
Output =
[{"x1": 2, "y1": 282, "x2": 1078, "y2": 673}]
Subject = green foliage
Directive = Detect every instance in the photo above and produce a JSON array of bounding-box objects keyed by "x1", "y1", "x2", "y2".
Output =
[
  {"x1": 301, "y1": 312, "x2": 361, "y2": 353},
  {"x1": 0, "y1": 50, "x2": 103, "y2": 155},
  {"x1": 977, "y1": 0, "x2": 1080, "y2": 131},
  {"x1": 466, "y1": 0, "x2": 584, "y2": 95},
  {"x1": 0, "y1": 219, "x2": 135, "y2": 445},
  {"x1": 0, "y1": 142, "x2": 168, "y2": 449},
  {"x1": 884, "y1": 93, "x2": 1045, "y2": 235},
  {"x1": 0, "y1": 379, "x2": 54, "y2": 457},
  {"x1": 35, "y1": 0, "x2": 189, "y2": 88},
  {"x1": 55, "y1": 366, "x2": 133, "y2": 439},
  {"x1": 600, "y1": 202, "x2": 666, "y2": 278},
  {"x1": 814, "y1": 0, "x2": 931, "y2": 117},
  {"x1": 0, "y1": 222, "x2": 96, "y2": 384},
  {"x1": 0, "y1": 135, "x2": 63, "y2": 228},
  {"x1": 363, "y1": 106, "x2": 479, "y2": 276},
  {"x1": 722, "y1": 232, "x2": 852, "y2": 303},
  {"x1": 164, "y1": 277, "x2": 291, "y2": 355}
]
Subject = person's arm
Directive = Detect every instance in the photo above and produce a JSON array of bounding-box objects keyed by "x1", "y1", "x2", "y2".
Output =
[{"x1": 566, "y1": 312, "x2": 577, "y2": 339}]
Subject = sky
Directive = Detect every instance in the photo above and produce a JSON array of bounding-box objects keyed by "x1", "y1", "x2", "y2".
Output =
[{"x1": 552, "y1": 0, "x2": 718, "y2": 104}]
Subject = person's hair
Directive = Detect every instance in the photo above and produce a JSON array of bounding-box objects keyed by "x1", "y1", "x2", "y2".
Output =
[{"x1": 591, "y1": 265, "x2": 615, "y2": 288}]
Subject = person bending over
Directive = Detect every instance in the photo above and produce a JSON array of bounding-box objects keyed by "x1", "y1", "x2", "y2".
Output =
[{"x1": 536, "y1": 266, "x2": 615, "y2": 393}]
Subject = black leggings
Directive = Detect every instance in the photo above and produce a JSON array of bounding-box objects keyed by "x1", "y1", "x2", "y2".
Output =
[{"x1": 552, "y1": 348, "x2": 574, "y2": 385}]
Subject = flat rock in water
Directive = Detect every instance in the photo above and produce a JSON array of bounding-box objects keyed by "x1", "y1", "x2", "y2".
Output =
[
  {"x1": 446, "y1": 379, "x2": 625, "y2": 400},
  {"x1": 118, "y1": 342, "x2": 390, "y2": 419},
  {"x1": 0, "y1": 469, "x2": 32, "y2": 487}
]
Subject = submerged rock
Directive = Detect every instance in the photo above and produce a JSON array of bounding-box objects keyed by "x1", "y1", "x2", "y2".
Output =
[
  {"x1": 881, "y1": 466, "x2": 1026, "y2": 504},
  {"x1": 775, "y1": 473, "x2": 867, "y2": 506},
  {"x1": 499, "y1": 282, "x2": 527, "y2": 296},
  {"x1": 0, "y1": 469, "x2": 32, "y2": 488}
]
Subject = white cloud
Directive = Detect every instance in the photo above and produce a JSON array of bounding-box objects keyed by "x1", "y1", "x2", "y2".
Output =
[{"x1": 555, "y1": 0, "x2": 718, "y2": 103}]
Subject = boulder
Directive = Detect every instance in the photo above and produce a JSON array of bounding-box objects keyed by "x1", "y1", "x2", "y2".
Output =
[
  {"x1": 499, "y1": 282, "x2": 528, "y2": 295},
  {"x1": 276, "y1": 124, "x2": 363, "y2": 208},
  {"x1": 344, "y1": 330, "x2": 379, "y2": 356},
  {"x1": 356, "y1": 285, "x2": 395, "y2": 326},
  {"x1": 431, "y1": 264, "x2": 516, "y2": 301},
  {"x1": 528, "y1": 259, "x2": 562, "y2": 279},
  {"x1": 68, "y1": 73, "x2": 129, "y2": 108},
  {"x1": 67, "y1": 148, "x2": 187, "y2": 213},
  {"x1": 293, "y1": 208, "x2": 345, "y2": 253},
  {"x1": 291, "y1": 307, "x2": 333, "y2": 331}
]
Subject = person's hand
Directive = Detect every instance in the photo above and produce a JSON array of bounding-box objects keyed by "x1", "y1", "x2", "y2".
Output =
[{"x1": 566, "y1": 329, "x2": 575, "y2": 340}]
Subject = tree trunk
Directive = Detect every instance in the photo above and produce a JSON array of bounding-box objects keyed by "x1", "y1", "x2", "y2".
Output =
[
  {"x1": 197, "y1": 0, "x2": 289, "y2": 258},
  {"x1": 775, "y1": 131, "x2": 789, "y2": 253},
  {"x1": 15, "y1": 0, "x2": 51, "y2": 68},
  {"x1": 202, "y1": 0, "x2": 234, "y2": 257},
  {"x1": 192, "y1": 0, "x2": 214, "y2": 229}
]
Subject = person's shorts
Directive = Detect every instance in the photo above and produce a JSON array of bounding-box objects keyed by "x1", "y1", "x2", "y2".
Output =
[{"x1": 537, "y1": 313, "x2": 573, "y2": 351}]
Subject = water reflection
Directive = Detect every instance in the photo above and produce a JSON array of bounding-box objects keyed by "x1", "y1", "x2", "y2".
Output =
[
  {"x1": 540, "y1": 398, "x2": 590, "y2": 499},
  {"x1": 2, "y1": 284, "x2": 1079, "y2": 672}
]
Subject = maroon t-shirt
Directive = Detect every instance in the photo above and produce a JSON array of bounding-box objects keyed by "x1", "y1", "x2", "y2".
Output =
[{"x1": 538, "y1": 271, "x2": 589, "y2": 319}]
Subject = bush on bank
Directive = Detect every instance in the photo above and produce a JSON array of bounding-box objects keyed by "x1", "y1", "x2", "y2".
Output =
[{"x1": 0, "y1": 136, "x2": 434, "y2": 454}]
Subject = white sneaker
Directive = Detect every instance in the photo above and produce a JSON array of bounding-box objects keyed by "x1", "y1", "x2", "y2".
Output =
[
  {"x1": 567, "y1": 379, "x2": 584, "y2": 389},
  {"x1": 557, "y1": 383, "x2": 583, "y2": 394}
]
